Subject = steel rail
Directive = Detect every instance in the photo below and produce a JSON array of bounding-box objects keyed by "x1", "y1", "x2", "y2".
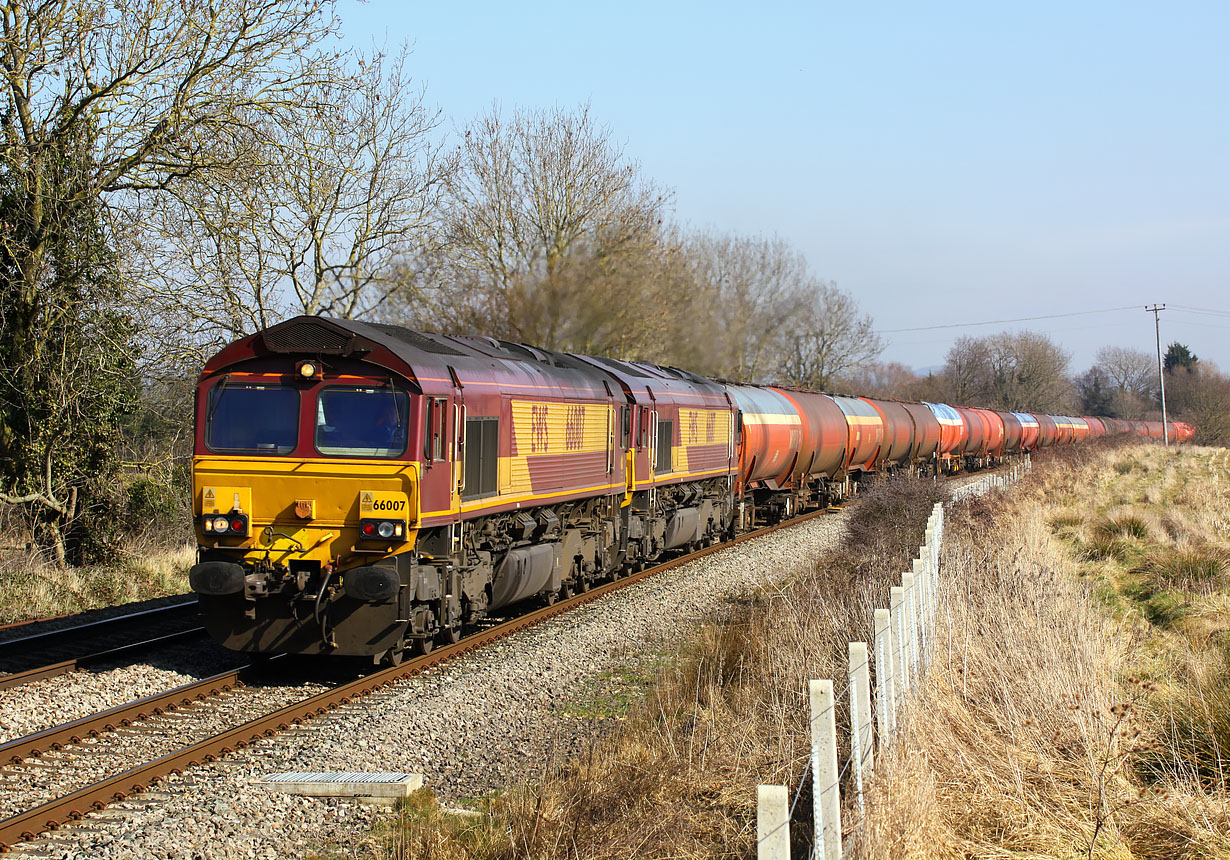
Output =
[
  {"x1": 0, "y1": 509, "x2": 833, "y2": 850},
  {"x1": 0, "y1": 597, "x2": 196, "y2": 636},
  {"x1": 0, "y1": 602, "x2": 203, "y2": 689},
  {"x1": 0, "y1": 668, "x2": 246, "y2": 767},
  {"x1": 0, "y1": 628, "x2": 209, "y2": 692}
]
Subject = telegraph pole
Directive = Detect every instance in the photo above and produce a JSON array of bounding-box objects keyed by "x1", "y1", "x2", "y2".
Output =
[{"x1": 1145, "y1": 304, "x2": 1169, "y2": 446}]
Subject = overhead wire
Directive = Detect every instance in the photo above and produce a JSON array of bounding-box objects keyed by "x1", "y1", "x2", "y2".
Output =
[{"x1": 875, "y1": 305, "x2": 1141, "y2": 334}]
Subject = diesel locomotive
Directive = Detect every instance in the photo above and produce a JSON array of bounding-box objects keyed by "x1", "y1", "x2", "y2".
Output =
[{"x1": 188, "y1": 315, "x2": 1192, "y2": 663}]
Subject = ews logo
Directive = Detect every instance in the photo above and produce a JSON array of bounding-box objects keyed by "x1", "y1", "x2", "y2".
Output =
[
  {"x1": 530, "y1": 404, "x2": 550, "y2": 453},
  {"x1": 564, "y1": 405, "x2": 585, "y2": 450}
]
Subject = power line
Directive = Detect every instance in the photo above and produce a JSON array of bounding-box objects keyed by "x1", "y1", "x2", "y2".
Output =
[
  {"x1": 876, "y1": 305, "x2": 1140, "y2": 334},
  {"x1": 1170, "y1": 303, "x2": 1230, "y2": 318}
]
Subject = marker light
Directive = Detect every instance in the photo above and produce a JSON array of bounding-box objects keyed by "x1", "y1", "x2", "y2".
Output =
[{"x1": 358, "y1": 519, "x2": 408, "y2": 543}]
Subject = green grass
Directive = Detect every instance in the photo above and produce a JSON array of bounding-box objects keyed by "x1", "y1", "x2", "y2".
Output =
[
  {"x1": 1093, "y1": 514, "x2": 1151, "y2": 541},
  {"x1": 1138, "y1": 547, "x2": 1230, "y2": 591},
  {"x1": 560, "y1": 654, "x2": 672, "y2": 720}
]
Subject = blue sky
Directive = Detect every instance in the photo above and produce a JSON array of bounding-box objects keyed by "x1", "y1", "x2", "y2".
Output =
[{"x1": 339, "y1": 1, "x2": 1229, "y2": 374}]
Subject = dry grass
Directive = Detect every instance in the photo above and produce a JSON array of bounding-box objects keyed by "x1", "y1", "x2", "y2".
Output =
[
  {"x1": 0, "y1": 541, "x2": 195, "y2": 623},
  {"x1": 361, "y1": 474, "x2": 946, "y2": 860},
  {"x1": 860, "y1": 443, "x2": 1230, "y2": 859},
  {"x1": 351, "y1": 445, "x2": 1230, "y2": 859}
]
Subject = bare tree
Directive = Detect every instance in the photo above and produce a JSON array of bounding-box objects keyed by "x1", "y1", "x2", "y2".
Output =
[
  {"x1": 941, "y1": 331, "x2": 1073, "y2": 411},
  {"x1": 136, "y1": 45, "x2": 450, "y2": 373},
  {"x1": 682, "y1": 233, "x2": 809, "y2": 381},
  {"x1": 403, "y1": 103, "x2": 669, "y2": 354},
  {"x1": 0, "y1": 0, "x2": 339, "y2": 562},
  {"x1": 942, "y1": 336, "x2": 994, "y2": 404},
  {"x1": 1095, "y1": 346, "x2": 1156, "y2": 399},
  {"x1": 774, "y1": 281, "x2": 884, "y2": 390},
  {"x1": 831, "y1": 361, "x2": 923, "y2": 399}
]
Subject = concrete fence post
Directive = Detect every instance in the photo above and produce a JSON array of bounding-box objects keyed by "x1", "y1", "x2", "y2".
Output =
[
  {"x1": 890, "y1": 585, "x2": 910, "y2": 698},
  {"x1": 810, "y1": 679, "x2": 841, "y2": 860},
  {"x1": 873, "y1": 607, "x2": 895, "y2": 738},
  {"x1": 849, "y1": 641, "x2": 874, "y2": 811},
  {"x1": 912, "y1": 557, "x2": 928, "y2": 666},
  {"x1": 902, "y1": 572, "x2": 920, "y2": 679},
  {"x1": 757, "y1": 784, "x2": 790, "y2": 860}
]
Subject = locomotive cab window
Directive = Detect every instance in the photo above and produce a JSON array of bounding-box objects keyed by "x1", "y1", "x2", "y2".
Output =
[
  {"x1": 620, "y1": 406, "x2": 631, "y2": 449},
  {"x1": 206, "y1": 384, "x2": 299, "y2": 455},
  {"x1": 315, "y1": 387, "x2": 409, "y2": 458}
]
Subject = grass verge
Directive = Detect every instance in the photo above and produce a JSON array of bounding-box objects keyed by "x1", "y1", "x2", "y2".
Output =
[
  {"x1": 860, "y1": 443, "x2": 1230, "y2": 859},
  {"x1": 349, "y1": 474, "x2": 945, "y2": 859}
]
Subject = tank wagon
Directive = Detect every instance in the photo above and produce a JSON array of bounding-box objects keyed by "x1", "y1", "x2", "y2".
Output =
[{"x1": 189, "y1": 316, "x2": 1188, "y2": 662}]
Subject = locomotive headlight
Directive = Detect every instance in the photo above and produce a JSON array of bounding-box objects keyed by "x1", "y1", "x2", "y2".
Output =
[
  {"x1": 377, "y1": 521, "x2": 395, "y2": 539},
  {"x1": 296, "y1": 359, "x2": 321, "y2": 379},
  {"x1": 213, "y1": 516, "x2": 230, "y2": 532}
]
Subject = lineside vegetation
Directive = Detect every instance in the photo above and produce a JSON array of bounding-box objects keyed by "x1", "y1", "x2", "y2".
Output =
[
  {"x1": 332, "y1": 443, "x2": 1230, "y2": 859},
  {"x1": 331, "y1": 474, "x2": 944, "y2": 859},
  {"x1": 860, "y1": 443, "x2": 1230, "y2": 858}
]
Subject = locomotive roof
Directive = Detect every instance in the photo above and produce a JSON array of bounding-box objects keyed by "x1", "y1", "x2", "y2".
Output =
[{"x1": 203, "y1": 316, "x2": 727, "y2": 405}]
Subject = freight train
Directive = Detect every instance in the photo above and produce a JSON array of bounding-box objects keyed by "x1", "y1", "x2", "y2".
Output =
[{"x1": 188, "y1": 316, "x2": 1193, "y2": 663}]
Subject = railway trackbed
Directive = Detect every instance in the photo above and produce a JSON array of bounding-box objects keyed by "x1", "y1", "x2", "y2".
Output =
[
  {"x1": 0, "y1": 601, "x2": 205, "y2": 691},
  {"x1": 0, "y1": 508, "x2": 835, "y2": 852}
]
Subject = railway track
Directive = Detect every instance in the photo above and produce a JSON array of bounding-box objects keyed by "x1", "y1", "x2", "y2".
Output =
[
  {"x1": 0, "y1": 508, "x2": 834, "y2": 852},
  {"x1": 0, "y1": 601, "x2": 205, "y2": 691}
]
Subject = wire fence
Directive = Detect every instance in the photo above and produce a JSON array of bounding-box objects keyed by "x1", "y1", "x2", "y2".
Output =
[{"x1": 756, "y1": 458, "x2": 1031, "y2": 860}]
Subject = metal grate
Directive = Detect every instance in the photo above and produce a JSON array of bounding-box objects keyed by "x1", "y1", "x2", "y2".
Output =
[
  {"x1": 366, "y1": 323, "x2": 467, "y2": 357},
  {"x1": 263, "y1": 772, "x2": 418, "y2": 784},
  {"x1": 262, "y1": 320, "x2": 353, "y2": 353}
]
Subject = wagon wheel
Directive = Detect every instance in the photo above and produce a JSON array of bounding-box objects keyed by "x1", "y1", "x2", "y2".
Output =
[
  {"x1": 413, "y1": 636, "x2": 434, "y2": 656},
  {"x1": 441, "y1": 625, "x2": 462, "y2": 646}
]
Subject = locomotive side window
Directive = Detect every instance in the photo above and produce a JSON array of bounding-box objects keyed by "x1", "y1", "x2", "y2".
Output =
[
  {"x1": 206, "y1": 385, "x2": 299, "y2": 454},
  {"x1": 315, "y1": 388, "x2": 409, "y2": 458},
  {"x1": 463, "y1": 417, "x2": 499, "y2": 499},
  {"x1": 656, "y1": 419, "x2": 673, "y2": 473},
  {"x1": 620, "y1": 406, "x2": 631, "y2": 449},
  {"x1": 424, "y1": 397, "x2": 447, "y2": 461}
]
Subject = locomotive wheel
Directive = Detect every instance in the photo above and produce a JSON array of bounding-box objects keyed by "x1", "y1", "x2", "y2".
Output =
[{"x1": 414, "y1": 636, "x2": 434, "y2": 656}]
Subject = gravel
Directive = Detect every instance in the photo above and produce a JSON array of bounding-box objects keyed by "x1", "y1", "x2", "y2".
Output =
[
  {"x1": 3, "y1": 514, "x2": 847, "y2": 859},
  {"x1": 0, "y1": 638, "x2": 244, "y2": 744}
]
